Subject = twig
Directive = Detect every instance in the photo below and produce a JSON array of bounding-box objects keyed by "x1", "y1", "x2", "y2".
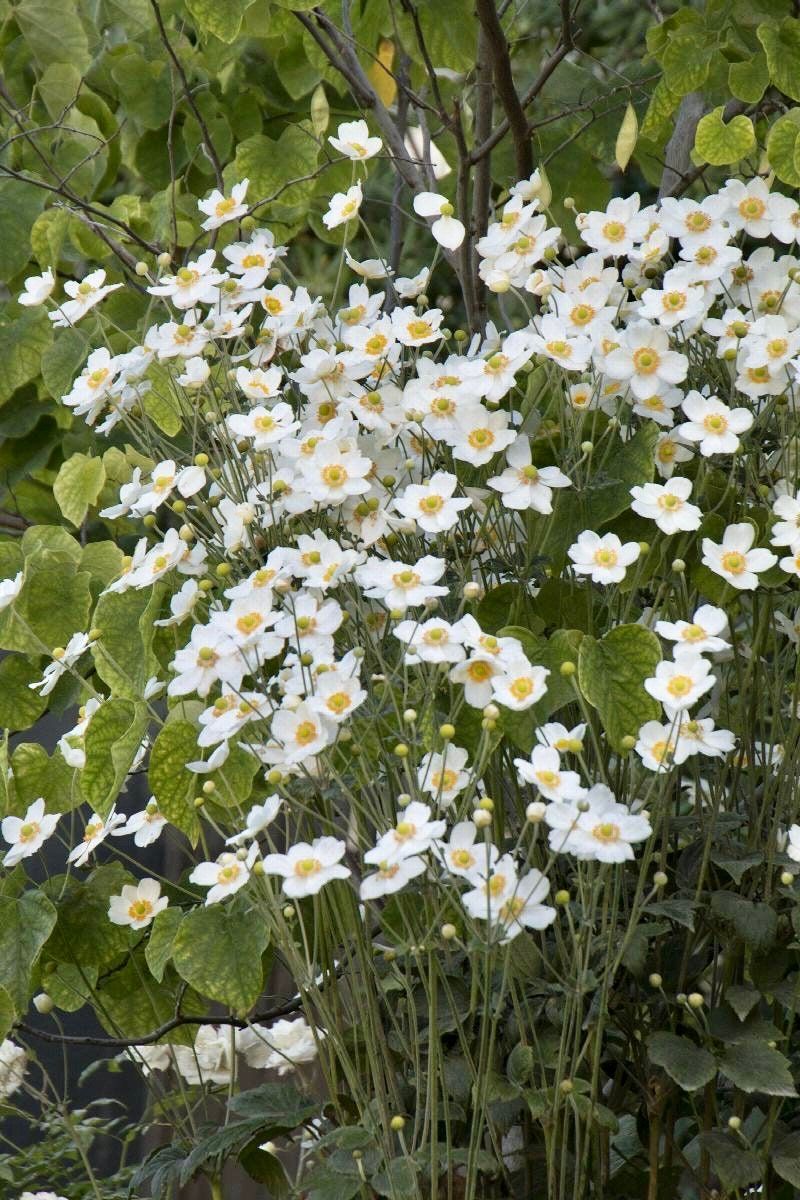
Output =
[{"x1": 148, "y1": 0, "x2": 224, "y2": 189}]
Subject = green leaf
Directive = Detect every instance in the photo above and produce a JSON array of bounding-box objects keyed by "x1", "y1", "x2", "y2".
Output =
[
  {"x1": 82, "y1": 699, "x2": 148, "y2": 818},
  {"x1": 232, "y1": 123, "x2": 320, "y2": 215},
  {"x1": 720, "y1": 1038, "x2": 797, "y2": 1096},
  {"x1": 0, "y1": 310, "x2": 52, "y2": 406},
  {"x1": 0, "y1": 553, "x2": 92, "y2": 656},
  {"x1": 145, "y1": 906, "x2": 183, "y2": 983},
  {"x1": 91, "y1": 585, "x2": 162, "y2": 700},
  {"x1": 0, "y1": 983, "x2": 17, "y2": 1039},
  {"x1": 0, "y1": 655, "x2": 47, "y2": 730},
  {"x1": 0, "y1": 182, "x2": 45, "y2": 283},
  {"x1": 758, "y1": 17, "x2": 800, "y2": 101},
  {"x1": 647, "y1": 1032, "x2": 717, "y2": 1091},
  {"x1": 14, "y1": 0, "x2": 90, "y2": 70},
  {"x1": 10, "y1": 742, "x2": 82, "y2": 814},
  {"x1": 40, "y1": 329, "x2": 86, "y2": 401},
  {"x1": 171, "y1": 893, "x2": 269, "y2": 1014},
  {"x1": 53, "y1": 453, "x2": 106, "y2": 527},
  {"x1": 372, "y1": 1158, "x2": 418, "y2": 1199},
  {"x1": 661, "y1": 34, "x2": 712, "y2": 96},
  {"x1": 766, "y1": 109, "x2": 800, "y2": 186},
  {"x1": 45, "y1": 864, "x2": 133, "y2": 972},
  {"x1": 229, "y1": 1081, "x2": 318, "y2": 1125},
  {"x1": 699, "y1": 1132, "x2": 761, "y2": 1192},
  {"x1": 93, "y1": 950, "x2": 183, "y2": 1038},
  {"x1": 726, "y1": 984, "x2": 760, "y2": 1022},
  {"x1": 711, "y1": 892, "x2": 777, "y2": 951},
  {"x1": 578, "y1": 624, "x2": 661, "y2": 752},
  {"x1": 186, "y1": 0, "x2": 255, "y2": 41},
  {"x1": 306, "y1": 1170, "x2": 361, "y2": 1200},
  {"x1": 773, "y1": 1131, "x2": 800, "y2": 1188},
  {"x1": 614, "y1": 102, "x2": 638, "y2": 172},
  {"x1": 729, "y1": 51, "x2": 770, "y2": 102},
  {"x1": 694, "y1": 107, "x2": 756, "y2": 166},
  {"x1": 0, "y1": 890, "x2": 57, "y2": 1012},
  {"x1": 148, "y1": 719, "x2": 201, "y2": 842}
]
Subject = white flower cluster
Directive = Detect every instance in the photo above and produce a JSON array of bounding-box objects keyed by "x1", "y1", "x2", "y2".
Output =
[{"x1": 8, "y1": 127, "x2": 800, "y2": 949}]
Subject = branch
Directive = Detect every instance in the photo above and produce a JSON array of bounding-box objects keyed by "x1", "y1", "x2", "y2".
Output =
[
  {"x1": 657, "y1": 91, "x2": 705, "y2": 200},
  {"x1": 469, "y1": 39, "x2": 573, "y2": 165},
  {"x1": 148, "y1": 0, "x2": 224, "y2": 189},
  {"x1": 474, "y1": 0, "x2": 533, "y2": 179},
  {"x1": 16, "y1": 995, "x2": 303, "y2": 1049}
]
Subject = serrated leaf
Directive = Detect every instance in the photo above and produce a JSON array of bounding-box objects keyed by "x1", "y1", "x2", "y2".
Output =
[
  {"x1": 720, "y1": 1038, "x2": 797, "y2": 1096},
  {"x1": 711, "y1": 892, "x2": 777, "y2": 951},
  {"x1": 147, "y1": 719, "x2": 201, "y2": 842},
  {"x1": 647, "y1": 1031, "x2": 717, "y2": 1091},
  {"x1": 766, "y1": 108, "x2": 800, "y2": 185},
  {"x1": 229, "y1": 1081, "x2": 318, "y2": 1125},
  {"x1": 0, "y1": 553, "x2": 92, "y2": 657},
  {"x1": 0, "y1": 890, "x2": 57, "y2": 1011},
  {"x1": 579, "y1": 624, "x2": 662, "y2": 752},
  {"x1": 53, "y1": 453, "x2": 106, "y2": 527},
  {"x1": 171, "y1": 893, "x2": 268, "y2": 1014},
  {"x1": 758, "y1": 17, "x2": 800, "y2": 101},
  {"x1": 699, "y1": 1132, "x2": 761, "y2": 1192},
  {"x1": 82, "y1": 699, "x2": 147, "y2": 818},
  {"x1": 694, "y1": 107, "x2": 756, "y2": 166},
  {"x1": 773, "y1": 1131, "x2": 800, "y2": 1188}
]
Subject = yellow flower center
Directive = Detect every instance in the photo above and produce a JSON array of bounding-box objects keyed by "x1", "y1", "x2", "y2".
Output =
[
  {"x1": 420, "y1": 494, "x2": 444, "y2": 513},
  {"x1": 601, "y1": 220, "x2": 626, "y2": 243},
  {"x1": 394, "y1": 821, "x2": 416, "y2": 841},
  {"x1": 592, "y1": 822, "x2": 620, "y2": 843},
  {"x1": 570, "y1": 303, "x2": 595, "y2": 326},
  {"x1": 294, "y1": 720, "x2": 319, "y2": 746},
  {"x1": 499, "y1": 896, "x2": 526, "y2": 921},
  {"x1": 325, "y1": 692, "x2": 351, "y2": 714},
  {"x1": 594, "y1": 548, "x2": 618, "y2": 567},
  {"x1": 685, "y1": 211, "x2": 711, "y2": 232},
  {"x1": 294, "y1": 858, "x2": 321, "y2": 877},
  {"x1": 321, "y1": 464, "x2": 347, "y2": 486},
  {"x1": 681, "y1": 623, "x2": 706, "y2": 642},
  {"x1": 236, "y1": 613, "x2": 262, "y2": 635},
  {"x1": 632, "y1": 347, "x2": 660, "y2": 374},
  {"x1": 364, "y1": 334, "x2": 388, "y2": 356},
  {"x1": 128, "y1": 898, "x2": 154, "y2": 921},
  {"x1": 406, "y1": 319, "x2": 433, "y2": 340},
  {"x1": 509, "y1": 676, "x2": 533, "y2": 700},
  {"x1": 546, "y1": 340, "x2": 571, "y2": 358},
  {"x1": 19, "y1": 822, "x2": 40, "y2": 842},
  {"x1": 432, "y1": 769, "x2": 457, "y2": 791},
  {"x1": 739, "y1": 197, "x2": 766, "y2": 220},
  {"x1": 658, "y1": 493, "x2": 682, "y2": 511},
  {"x1": 468, "y1": 427, "x2": 494, "y2": 449},
  {"x1": 467, "y1": 660, "x2": 492, "y2": 682},
  {"x1": 536, "y1": 770, "x2": 560, "y2": 788},
  {"x1": 720, "y1": 551, "x2": 746, "y2": 575},
  {"x1": 666, "y1": 674, "x2": 693, "y2": 697},
  {"x1": 215, "y1": 197, "x2": 237, "y2": 217},
  {"x1": 451, "y1": 848, "x2": 475, "y2": 869}
]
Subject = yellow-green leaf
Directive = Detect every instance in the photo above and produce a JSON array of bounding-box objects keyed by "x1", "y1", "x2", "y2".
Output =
[
  {"x1": 53, "y1": 453, "x2": 106, "y2": 527},
  {"x1": 766, "y1": 109, "x2": 800, "y2": 186},
  {"x1": 694, "y1": 107, "x2": 756, "y2": 166},
  {"x1": 615, "y1": 103, "x2": 638, "y2": 172}
]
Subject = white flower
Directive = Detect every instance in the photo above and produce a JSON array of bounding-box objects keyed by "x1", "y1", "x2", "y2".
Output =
[
  {"x1": 635, "y1": 721, "x2": 679, "y2": 772},
  {"x1": 654, "y1": 604, "x2": 730, "y2": 653},
  {"x1": 701, "y1": 523, "x2": 777, "y2": 590},
  {"x1": 514, "y1": 745, "x2": 586, "y2": 802},
  {"x1": 154, "y1": 579, "x2": 201, "y2": 628},
  {"x1": 787, "y1": 825, "x2": 800, "y2": 863},
  {"x1": 437, "y1": 821, "x2": 497, "y2": 881},
  {"x1": 270, "y1": 702, "x2": 335, "y2": 764},
  {"x1": 393, "y1": 472, "x2": 471, "y2": 534},
  {"x1": 391, "y1": 304, "x2": 444, "y2": 346},
  {"x1": 365, "y1": 802, "x2": 447, "y2": 867},
  {"x1": 329, "y1": 119, "x2": 382, "y2": 160},
  {"x1": 108, "y1": 878, "x2": 168, "y2": 930},
  {"x1": 488, "y1": 437, "x2": 571, "y2": 512},
  {"x1": 173, "y1": 1024, "x2": 237, "y2": 1086},
  {"x1": 535, "y1": 722, "x2": 586, "y2": 753},
  {"x1": 654, "y1": 431, "x2": 693, "y2": 479},
  {"x1": 323, "y1": 183, "x2": 363, "y2": 230},
  {"x1": 190, "y1": 849, "x2": 256, "y2": 905},
  {"x1": 18, "y1": 269, "x2": 55, "y2": 307},
  {"x1": 360, "y1": 855, "x2": 427, "y2": 900},
  {"x1": 644, "y1": 647, "x2": 715, "y2": 713},
  {"x1": 238, "y1": 1016, "x2": 322, "y2": 1074},
  {"x1": 491, "y1": 658, "x2": 549, "y2": 710},
  {"x1": 568, "y1": 530, "x2": 640, "y2": 585},
  {"x1": 676, "y1": 391, "x2": 753, "y2": 456},
  {"x1": 29, "y1": 630, "x2": 92, "y2": 696},
  {"x1": 263, "y1": 837, "x2": 350, "y2": 897},
  {"x1": 356, "y1": 555, "x2": 448, "y2": 611},
  {"x1": 546, "y1": 785, "x2": 651, "y2": 862},
  {"x1": 113, "y1": 803, "x2": 168, "y2": 847},
  {"x1": 226, "y1": 402, "x2": 300, "y2": 450},
  {"x1": 404, "y1": 126, "x2": 451, "y2": 178},
  {"x1": 394, "y1": 618, "x2": 466, "y2": 664},
  {"x1": 198, "y1": 179, "x2": 249, "y2": 230},
  {"x1": 0, "y1": 1039, "x2": 26, "y2": 1099},
  {"x1": 413, "y1": 192, "x2": 465, "y2": 250},
  {"x1": 177, "y1": 356, "x2": 210, "y2": 389},
  {"x1": 148, "y1": 249, "x2": 224, "y2": 309},
  {"x1": 462, "y1": 857, "x2": 556, "y2": 941},
  {"x1": 417, "y1": 746, "x2": 471, "y2": 805},
  {"x1": 604, "y1": 321, "x2": 688, "y2": 400},
  {"x1": 67, "y1": 807, "x2": 126, "y2": 867},
  {"x1": 227, "y1": 797, "x2": 282, "y2": 847},
  {"x1": 2, "y1": 798, "x2": 60, "y2": 867},
  {"x1": 449, "y1": 406, "x2": 516, "y2": 467},
  {"x1": 771, "y1": 489, "x2": 800, "y2": 547},
  {"x1": 579, "y1": 194, "x2": 649, "y2": 257},
  {"x1": 49, "y1": 269, "x2": 122, "y2": 327},
  {"x1": 0, "y1": 570, "x2": 22, "y2": 611},
  {"x1": 629, "y1": 477, "x2": 702, "y2": 534}
]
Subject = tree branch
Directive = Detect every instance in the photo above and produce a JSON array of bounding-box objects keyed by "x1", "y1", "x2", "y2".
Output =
[{"x1": 474, "y1": 0, "x2": 532, "y2": 179}]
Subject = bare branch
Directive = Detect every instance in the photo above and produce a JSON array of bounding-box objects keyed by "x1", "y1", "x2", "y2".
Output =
[{"x1": 474, "y1": 0, "x2": 532, "y2": 179}]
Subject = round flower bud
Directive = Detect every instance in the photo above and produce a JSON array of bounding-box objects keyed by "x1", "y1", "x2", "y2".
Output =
[
  {"x1": 463, "y1": 581, "x2": 482, "y2": 600},
  {"x1": 172, "y1": 499, "x2": 186, "y2": 515},
  {"x1": 267, "y1": 769, "x2": 283, "y2": 786},
  {"x1": 559, "y1": 660, "x2": 576, "y2": 677},
  {"x1": 193, "y1": 796, "x2": 204, "y2": 808},
  {"x1": 389, "y1": 608, "x2": 405, "y2": 621},
  {"x1": 179, "y1": 526, "x2": 194, "y2": 542},
  {"x1": 482, "y1": 703, "x2": 500, "y2": 720},
  {"x1": 397, "y1": 793, "x2": 411, "y2": 807},
  {"x1": 555, "y1": 889, "x2": 570, "y2": 906},
  {"x1": 620, "y1": 735, "x2": 636, "y2": 751},
  {"x1": 252, "y1": 860, "x2": 264, "y2": 876},
  {"x1": 202, "y1": 780, "x2": 216, "y2": 795},
  {"x1": 559, "y1": 1079, "x2": 573, "y2": 1094},
  {"x1": 653, "y1": 870, "x2": 668, "y2": 887},
  {"x1": 580, "y1": 441, "x2": 593, "y2": 454},
  {"x1": 282, "y1": 905, "x2": 296, "y2": 920},
  {"x1": 157, "y1": 251, "x2": 172, "y2": 267},
  {"x1": 215, "y1": 562, "x2": 231, "y2": 578},
  {"x1": 576, "y1": 799, "x2": 590, "y2": 813},
  {"x1": 88, "y1": 629, "x2": 102, "y2": 642},
  {"x1": 727, "y1": 1116, "x2": 742, "y2": 1131},
  {"x1": 649, "y1": 973, "x2": 663, "y2": 988},
  {"x1": 439, "y1": 723, "x2": 455, "y2": 740},
  {"x1": 687, "y1": 992, "x2": 704, "y2": 1009},
  {"x1": 526, "y1": 801, "x2": 547, "y2": 823},
  {"x1": 676, "y1": 992, "x2": 687, "y2": 1004},
  {"x1": 390, "y1": 1115, "x2": 406, "y2": 1132},
  {"x1": 403, "y1": 709, "x2": 417, "y2": 724},
  {"x1": 441, "y1": 923, "x2": 457, "y2": 940},
  {"x1": 33, "y1": 992, "x2": 54, "y2": 1014},
  {"x1": 473, "y1": 809, "x2": 493, "y2": 828},
  {"x1": 781, "y1": 870, "x2": 794, "y2": 886},
  {"x1": 135, "y1": 261, "x2": 149, "y2": 277},
  {"x1": 638, "y1": 541, "x2": 650, "y2": 555},
  {"x1": 563, "y1": 197, "x2": 575, "y2": 210},
  {"x1": 236, "y1": 847, "x2": 249, "y2": 861},
  {"x1": 143, "y1": 514, "x2": 157, "y2": 528},
  {"x1": 672, "y1": 558, "x2": 686, "y2": 573},
  {"x1": 394, "y1": 743, "x2": 409, "y2": 758}
]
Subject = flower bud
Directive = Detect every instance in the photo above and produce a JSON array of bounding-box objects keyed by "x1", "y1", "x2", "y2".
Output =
[
  {"x1": 559, "y1": 660, "x2": 576, "y2": 677},
  {"x1": 555, "y1": 889, "x2": 570, "y2": 905},
  {"x1": 282, "y1": 905, "x2": 295, "y2": 920},
  {"x1": 463, "y1": 581, "x2": 482, "y2": 600},
  {"x1": 441, "y1": 923, "x2": 457, "y2": 940},
  {"x1": 157, "y1": 251, "x2": 171, "y2": 267},
  {"x1": 390, "y1": 1115, "x2": 406, "y2": 1132},
  {"x1": 526, "y1": 801, "x2": 546, "y2": 823},
  {"x1": 439, "y1": 723, "x2": 455, "y2": 740},
  {"x1": 649, "y1": 973, "x2": 662, "y2": 988},
  {"x1": 483, "y1": 703, "x2": 500, "y2": 720},
  {"x1": 728, "y1": 1115, "x2": 742, "y2": 1131},
  {"x1": 394, "y1": 743, "x2": 409, "y2": 758},
  {"x1": 33, "y1": 992, "x2": 54, "y2": 1014},
  {"x1": 653, "y1": 870, "x2": 668, "y2": 887},
  {"x1": 403, "y1": 709, "x2": 417, "y2": 724},
  {"x1": 473, "y1": 809, "x2": 492, "y2": 828},
  {"x1": 687, "y1": 992, "x2": 704, "y2": 1009},
  {"x1": 781, "y1": 870, "x2": 794, "y2": 886},
  {"x1": 135, "y1": 261, "x2": 149, "y2": 277}
]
